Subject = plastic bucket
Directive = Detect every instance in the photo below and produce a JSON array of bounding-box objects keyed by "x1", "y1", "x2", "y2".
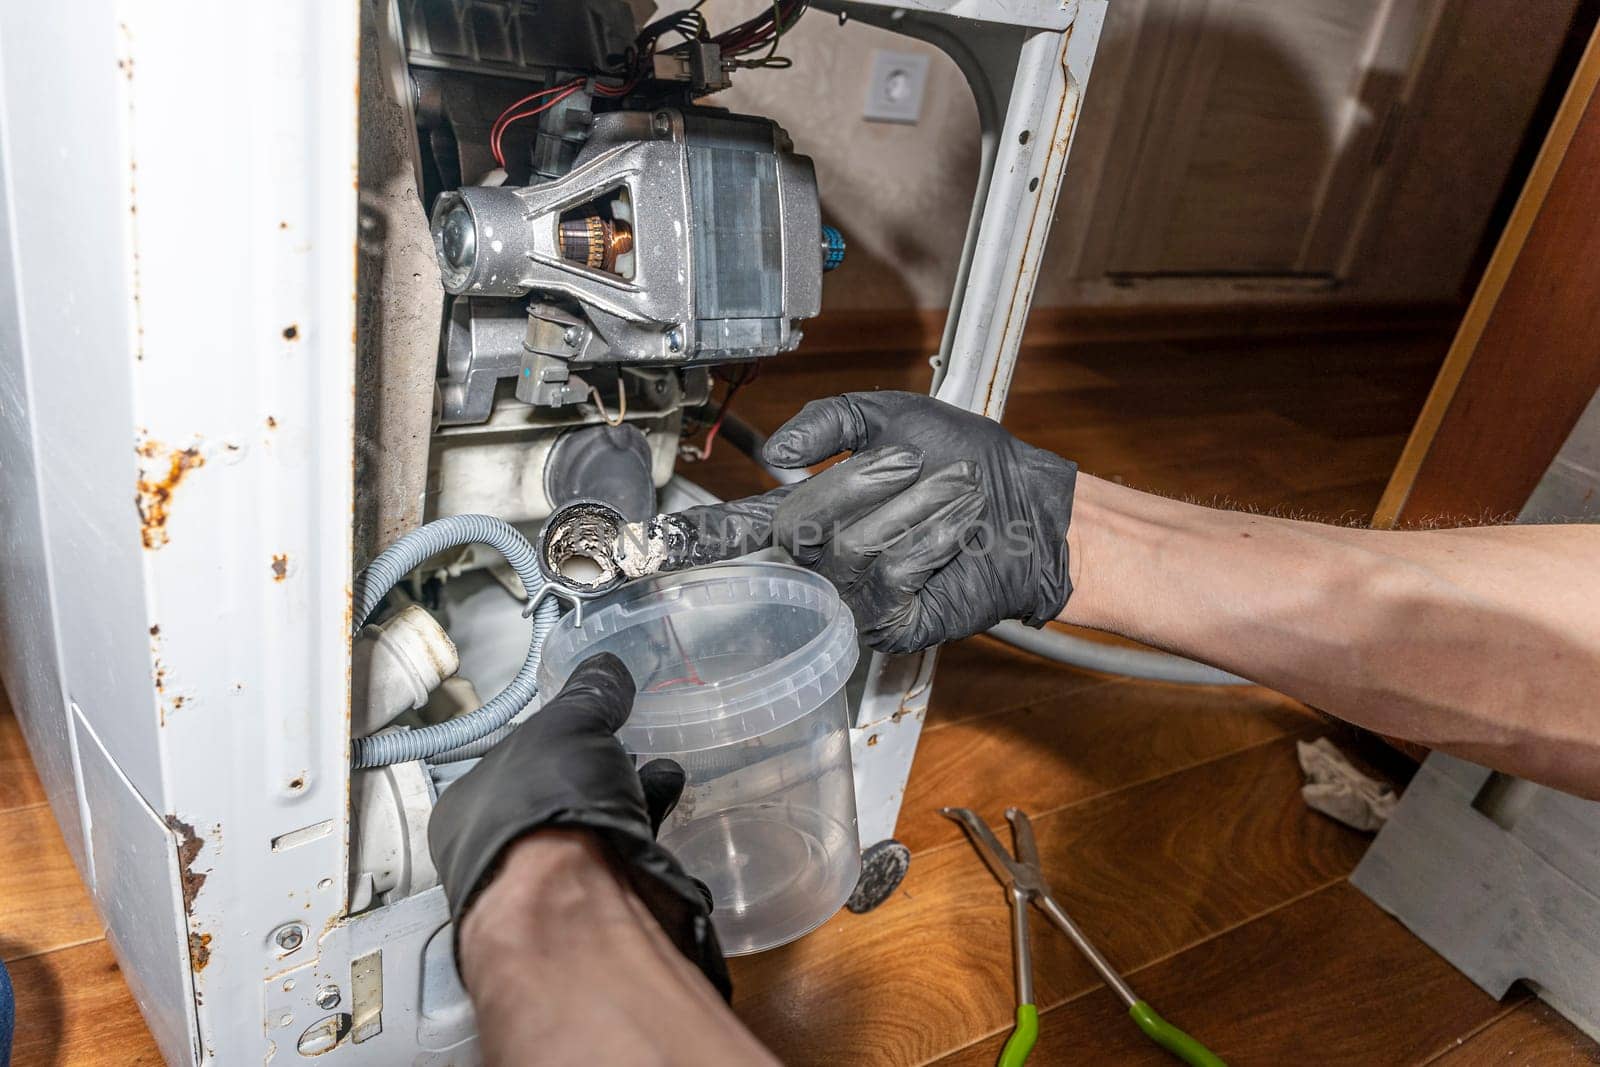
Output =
[{"x1": 538, "y1": 562, "x2": 861, "y2": 954}]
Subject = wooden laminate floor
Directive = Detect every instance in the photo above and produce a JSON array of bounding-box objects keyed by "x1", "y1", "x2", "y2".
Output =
[{"x1": 5, "y1": 331, "x2": 1598, "y2": 1064}]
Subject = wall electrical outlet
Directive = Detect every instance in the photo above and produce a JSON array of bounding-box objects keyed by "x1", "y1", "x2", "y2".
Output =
[{"x1": 863, "y1": 50, "x2": 930, "y2": 125}]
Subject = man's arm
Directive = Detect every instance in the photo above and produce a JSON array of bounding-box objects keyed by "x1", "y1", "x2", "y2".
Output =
[
  {"x1": 461, "y1": 831, "x2": 779, "y2": 1067},
  {"x1": 688, "y1": 392, "x2": 1600, "y2": 800},
  {"x1": 1062, "y1": 473, "x2": 1600, "y2": 799},
  {"x1": 427, "y1": 653, "x2": 775, "y2": 1065}
]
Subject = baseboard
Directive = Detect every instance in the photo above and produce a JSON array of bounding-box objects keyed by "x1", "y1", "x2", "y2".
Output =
[{"x1": 800, "y1": 300, "x2": 1462, "y2": 355}]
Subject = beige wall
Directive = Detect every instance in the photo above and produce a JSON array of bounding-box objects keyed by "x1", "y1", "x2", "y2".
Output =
[
  {"x1": 705, "y1": 0, "x2": 1574, "y2": 313},
  {"x1": 707, "y1": 1, "x2": 980, "y2": 310}
]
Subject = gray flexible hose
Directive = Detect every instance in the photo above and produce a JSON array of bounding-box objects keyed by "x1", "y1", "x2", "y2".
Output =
[
  {"x1": 431, "y1": 719, "x2": 517, "y2": 763},
  {"x1": 351, "y1": 514, "x2": 558, "y2": 768},
  {"x1": 988, "y1": 620, "x2": 1251, "y2": 686}
]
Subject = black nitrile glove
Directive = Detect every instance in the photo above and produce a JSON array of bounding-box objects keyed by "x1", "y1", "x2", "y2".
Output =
[
  {"x1": 427, "y1": 651, "x2": 730, "y2": 998},
  {"x1": 705, "y1": 391, "x2": 1076, "y2": 654}
]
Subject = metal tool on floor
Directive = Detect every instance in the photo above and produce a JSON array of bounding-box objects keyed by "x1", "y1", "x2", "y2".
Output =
[{"x1": 941, "y1": 806, "x2": 1227, "y2": 1067}]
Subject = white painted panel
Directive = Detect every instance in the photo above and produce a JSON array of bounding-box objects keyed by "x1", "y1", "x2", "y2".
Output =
[
  {"x1": 74, "y1": 703, "x2": 198, "y2": 1065},
  {"x1": 0, "y1": 35, "x2": 85, "y2": 868},
  {"x1": 0, "y1": 1, "x2": 167, "y2": 807}
]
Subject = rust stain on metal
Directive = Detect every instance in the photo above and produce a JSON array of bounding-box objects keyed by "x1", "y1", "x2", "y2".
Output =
[
  {"x1": 155, "y1": 655, "x2": 180, "y2": 726},
  {"x1": 148, "y1": 624, "x2": 160, "y2": 636},
  {"x1": 188, "y1": 931, "x2": 213, "y2": 971},
  {"x1": 266, "y1": 415, "x2": 278, "y2": 429},
  {"x1": 165, "y1": 815, "x2": 208, "y2": 915},
  {"x1": 136, "y1": 438, "x2": 205, "y2": 549},
  {"x1": 282, "y1": 324, "x2": 299, "y2": 341},
  {"x1": 272, "y1": 553, "x2": 289, "y2": 581},
  {"x1": 118, "y1": 26, "x2": 146, "y2": 363},
  {"x1": 983, "y1": 32, "x2": 1080, "y2": 418},
  {"x1": 866, "y1": 733, "x2": 880, "y2": 746}
]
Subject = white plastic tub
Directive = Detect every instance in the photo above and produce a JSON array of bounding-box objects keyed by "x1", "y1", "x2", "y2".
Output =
[{"x1": 538, "y1": 562, "x2": 861, "y2": 954}]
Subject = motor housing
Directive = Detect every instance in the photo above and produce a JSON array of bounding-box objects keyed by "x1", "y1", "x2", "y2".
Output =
[{"x1": 430, "y1": 108, "x2": 823, "y2": 369}]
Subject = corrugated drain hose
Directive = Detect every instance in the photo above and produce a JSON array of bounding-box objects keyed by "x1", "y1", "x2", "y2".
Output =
[{"x1": 351, "y1": 514, "x2": 559, "y2": 768}]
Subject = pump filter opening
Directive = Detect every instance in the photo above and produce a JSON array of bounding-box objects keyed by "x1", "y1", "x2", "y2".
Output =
[{"x1": 540, "y1": 500, "x2": 627, "y2": 595}]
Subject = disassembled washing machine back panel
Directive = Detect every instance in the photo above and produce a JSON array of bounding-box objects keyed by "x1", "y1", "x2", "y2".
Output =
[{"x1": 0, "y1": 0, "x2": 1104, "y2": 1060}]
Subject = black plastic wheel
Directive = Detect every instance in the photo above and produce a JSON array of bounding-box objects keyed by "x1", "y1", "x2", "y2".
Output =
[{"x1": 845, "y1": 839, "x2": 911, "y2": 914}]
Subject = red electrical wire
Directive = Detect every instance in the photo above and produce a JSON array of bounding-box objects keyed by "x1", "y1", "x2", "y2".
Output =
[
  {"x1": 489, "y1": 80, "x2": 581, "y2": 166},
  {"x1": 681, "y1": 366, "x2": 758, "y2": 462},
  {"x1": 489, "y1": 73, "x2": 645, "y2": 167}
]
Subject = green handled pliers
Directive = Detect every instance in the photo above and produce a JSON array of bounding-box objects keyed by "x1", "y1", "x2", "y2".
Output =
[{"x1": 941, "y1": 807, "x2": 1227, "y2": 1067}]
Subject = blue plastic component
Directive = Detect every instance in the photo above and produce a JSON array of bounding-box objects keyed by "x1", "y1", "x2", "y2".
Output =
[{"x1": 821, "y1": 225, "x2": 846, "y2": 272}]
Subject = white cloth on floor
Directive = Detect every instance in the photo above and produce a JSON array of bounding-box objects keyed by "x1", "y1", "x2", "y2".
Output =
[{"x1": 1296, "y1": 736, "x2": 1397, "y2": 832}]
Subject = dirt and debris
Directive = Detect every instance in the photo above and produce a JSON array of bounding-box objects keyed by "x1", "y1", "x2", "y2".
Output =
[
  {"x1": 148, "y1": 624, "x2": 160, "y2": 637},
  {"x1": 282, "y1": 324, "x2": 299, "y2": 341},
  {"x1": 266, "y1": 416, "x2": 278, "y2": 429},
  {"x1": 165, "y1": 815, "x2": 208, "y2": 915},
  {"x1": 271, "y1": 554, "x2": 288, "y2": 581},
  {"x1": 136, "y1": 439, "x2": 204, "y2": 549},
  {"x1": 188, "y1": 931, "x2": 212, "y2": 972}
]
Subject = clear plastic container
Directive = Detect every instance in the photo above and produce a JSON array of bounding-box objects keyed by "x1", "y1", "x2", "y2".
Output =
[{"x1": 537, "y1": 562, "x2": 861, "y2": 954}]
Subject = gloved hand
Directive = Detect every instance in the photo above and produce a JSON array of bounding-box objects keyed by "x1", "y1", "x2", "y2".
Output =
[
  {"x1": 427, "y1": 651, "x2": 730, "y2": 998},
  {"x1": 690, "y1": 391, "x2": 1077, "y2": 653}
]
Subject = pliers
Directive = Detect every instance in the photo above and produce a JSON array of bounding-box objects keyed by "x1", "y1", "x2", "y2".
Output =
[{"x1": 942, "y1": 807, "x2": 1226, "y2": 1067}]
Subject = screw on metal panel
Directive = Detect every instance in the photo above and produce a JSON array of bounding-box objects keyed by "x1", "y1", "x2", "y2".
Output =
[
  {"x1": 274, "y1": 924, "x2": 306, "y2": 952},
  {"x1": 665, "y1": 327, "x2": 685, "y2": 353},
  {"x1": 315, "y1": 986, "x2": 341, "y2": 1010},
  {"x1": 563, "y1": 325, "x2": 585, "y2": 348},
  {"x1": 652, "y1": 111, "x2": 672, "y2": 137}
]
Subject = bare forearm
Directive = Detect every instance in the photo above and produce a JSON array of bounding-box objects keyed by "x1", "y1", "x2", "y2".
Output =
[
  {"x1": 459, "y1": 832, "x2": 777, "y2": 1067},
  {"x1": 1060, "y1": 474, "x2": 1600, "y2": 797}
]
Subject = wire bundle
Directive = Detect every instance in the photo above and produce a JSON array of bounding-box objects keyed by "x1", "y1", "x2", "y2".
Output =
[
  {"x1": 711, "y1": 0, "x2": 810, "y2": 69},
  {"x1": 488, "y1": 1, "x2": 810, "y2": 165}
]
